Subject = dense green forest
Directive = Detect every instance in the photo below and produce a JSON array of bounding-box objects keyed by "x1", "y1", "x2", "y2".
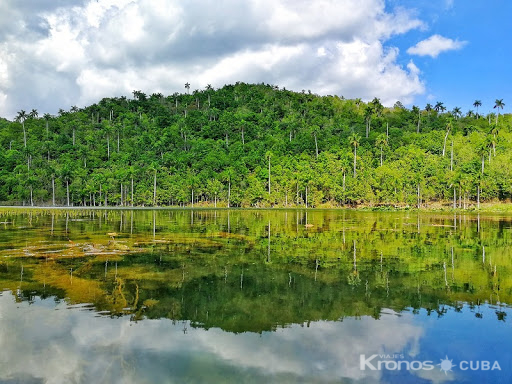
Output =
[{"x1": 0, "y1": 83, "x2": 510, "y2": 207}]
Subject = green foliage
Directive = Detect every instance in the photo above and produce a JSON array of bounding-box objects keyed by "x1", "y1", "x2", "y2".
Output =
[{"x1": 0, "y1": 83, "x2": 510, "y2": 208}]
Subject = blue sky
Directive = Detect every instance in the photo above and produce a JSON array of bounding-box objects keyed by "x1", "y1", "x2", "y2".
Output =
[
  {"x1": 389, "y1": 0, "x2": 511, "y2": 113},
  {"x1": 0, "y1": 0, "x2": 509, "y2": 118}
]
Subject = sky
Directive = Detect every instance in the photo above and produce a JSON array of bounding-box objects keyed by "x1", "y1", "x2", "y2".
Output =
[{"x1": 0, "y1": 0, "x2": 510, "y2": 119}]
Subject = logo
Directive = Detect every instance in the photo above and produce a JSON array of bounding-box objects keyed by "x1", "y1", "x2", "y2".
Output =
[
  {"x1": 438, "y1": 356, "x2": 456, "y2": 374},
  {"x1": 360, "y1": 354, "x2": 501, "y2": 373}
]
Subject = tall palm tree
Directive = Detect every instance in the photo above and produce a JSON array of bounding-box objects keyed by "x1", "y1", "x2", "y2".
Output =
[
  {"x1": 29, "y1": 109, "x2": 38, "y2": 119},
  {"x1": 473, "y1": 100, "x2": 482, "y2": 118},
  {"x1": 43, "y1": 113, "x2": 51, "y2": 135},
  {"x1": 348, "y1": 132, "x2": 361, "y2": 177},
  {"x1": 442, "y1": 120, "x2": 453, "y2": 157},
  {"x1": 434, "y1": 101, "x2": 444, "y2": 113},
  {"x1": 490, "y1": 125, "x2": 499, "y2": 156},
  {"x1": 266, "y1": 151, "x2": 273, "y2": 194},
  {"x1": 494, "y1": 99, "x2": 505, "y2": 124},
  {"x1": 375, "y1": 134, "x2": 388, "y2": 166},
  {"x1": 452, "y1": 107, "x2": 462, "y2": 120},
  {"x1": 16, "y1": 110, "x2": 27, "y2": 148},
  {"x1": 363, "y1": 105, "x2": 373, "y2": 138},
  {"x1": 185, "y1": 82, "x2": 190, "y2": 94},
  {"x1": 425, "y1": 103, "x2": 433, "y2": 115},
  {"x1": 205, "y1": 84, "x2": 213, "y2": 107}
]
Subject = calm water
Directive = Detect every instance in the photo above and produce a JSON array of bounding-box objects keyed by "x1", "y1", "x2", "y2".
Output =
[{"x1": 0, "y1": 208, "x2": 511, "y2": 383}]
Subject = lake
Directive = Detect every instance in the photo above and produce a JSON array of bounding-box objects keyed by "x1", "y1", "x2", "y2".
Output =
[{"x1": 0, "y1": 208, "x2": 511, "y2": 383}]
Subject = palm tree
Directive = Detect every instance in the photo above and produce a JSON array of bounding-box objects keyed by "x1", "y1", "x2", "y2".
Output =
[
  {"x1": 266, "y1": 151, "x2": 273, "y2": 194},
  {"x1": 29, "y1": 109, "x2": 38, "y2": 119},
  {"x1": 493, "y1": 99, "x2": 505, "y2": 124},
  {"x1": 16, "y1": 110, "x2": 27, "y2": 148},
  {"x1": 452, "y1": 107, "x2": 462, "y2": 120},
  {"x1": 442, "y1": 120, "x2": 453, "y2": 157},
  {"x1": 375, "y1": 134, "x2": 388, "y2": 166},
  {"x1": 425, "y1": 103, "x2": 433, "y2": 115},
  {"x1": 185, "y1": 82, "x2": 190, "y2": 94},
  {"x1": 490, "y1": 125, "x2": 499, "y2": 156},
  {"x1": 434, "y1": 101, "x2": 444, "y2": 113},
  {"x1": 473, "y1": 100, "x2": 482, "y2": 118},
  {"x1": 348, "y1": 132, "x2": 361, "y2": 177},
  {"x1": 205, "y1": 84, "x2": 213, "y2": 107},
  {"x1": 43, "y1": 113, "x2": 51, "y2": 135},
  {"x1": 363, "y1": 105, "x2": 373, "y2": 138}
]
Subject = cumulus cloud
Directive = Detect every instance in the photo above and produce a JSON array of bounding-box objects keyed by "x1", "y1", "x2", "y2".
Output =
[
  {"x1": 0, "y1": 0, "x2": 427, "y2": 118},
  {"x1": 407, "y1": 34, "x2": 467, "y2": 58}
]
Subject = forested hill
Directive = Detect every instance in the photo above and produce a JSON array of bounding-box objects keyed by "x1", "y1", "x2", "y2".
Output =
[{"x1": 0, "y1": 83, "x2": 510, "y2": 208}]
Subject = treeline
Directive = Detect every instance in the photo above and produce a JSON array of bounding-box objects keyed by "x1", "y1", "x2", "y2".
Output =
[{"x1": 0, "y1": 83, "x2": 510, "y2": 207}]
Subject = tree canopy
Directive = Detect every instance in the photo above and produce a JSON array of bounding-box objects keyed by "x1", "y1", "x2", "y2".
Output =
[{"x1": 0, "y1": 83, "x2": 510, "y2": 208}]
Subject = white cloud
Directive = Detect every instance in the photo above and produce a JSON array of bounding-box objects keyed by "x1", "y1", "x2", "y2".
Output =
[
  {"x1": 0, "y1": 292, "x2": 425, "y2": 383},
  {"x1": 0, "y1": 0, "x2": 427, "y2": 118},
  {"x1": 407, "y1": 34, "x2": 467, "y2": 58}
]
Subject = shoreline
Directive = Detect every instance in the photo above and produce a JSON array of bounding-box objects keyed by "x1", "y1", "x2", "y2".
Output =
[{"x1": 2, "y1": 202, "x2": 512, "y2": 214}]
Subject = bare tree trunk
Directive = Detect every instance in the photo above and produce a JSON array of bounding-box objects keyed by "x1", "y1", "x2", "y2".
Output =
[
  {"x1": 267, "y1": 221, "x2": 271, "y2": 262},
  {"x1": 477, "y1": 185, "x2": 480, "y2": 209},
  {"x1": 450, "y1": 141, "x2": 453, "y2": 171},
  {"x1": 131, "y1": 177, "x2": 134, "y2": 207},
  {"x1": 241, "y1": 127, "x2": 244, "y2": 145},
  {"x1": 153, "y1": 170, "x2": 157, "y2": 206},
  {"x1": 442, "y1": 130, "x2": 449, "y2": 156},
  {"x1": 353, "y1": 147, "x2": 357, "y2": 177},
  {"x1": 66, "y1": 180, "x2": 70, "y2": 206},
  {"x1": 314, "y1": 133, "x2": 318, "y2": 158},
  {"x1": 268, "y1": 157, "x2": 271, "y2": 194},
  {"x1": 52, "y1": 176, "x2": 55, "y2": 206},
  {"x1": 107, "y1": 135, "x2": 110, "y2": 159},
  {"x1": 228, "y1": 179, "x2": 231, "y2": 208},
  {"x1": 23, "y1": 122, "x2": 26, "y2": 148}
]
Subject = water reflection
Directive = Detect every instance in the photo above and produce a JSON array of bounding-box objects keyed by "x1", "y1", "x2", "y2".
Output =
[
  {"x1": 0, "y1": 292, "x2": 510, "y2": 383},
  {"x1": 0, "y1": 209, "x2": 511, "y2": 382}
]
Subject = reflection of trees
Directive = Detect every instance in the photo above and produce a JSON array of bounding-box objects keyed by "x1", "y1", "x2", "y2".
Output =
[{"x1": 1, "y1": 209, "x2": 512, "y2": 332}]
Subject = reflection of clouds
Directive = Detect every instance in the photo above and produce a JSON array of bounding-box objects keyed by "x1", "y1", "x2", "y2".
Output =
[
  {"x1": 412, "y1": 367, "x2": 455, "y2": 384},
  {"x1": 0, "y1": 293, "x2": 423, "y2": 383}
]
